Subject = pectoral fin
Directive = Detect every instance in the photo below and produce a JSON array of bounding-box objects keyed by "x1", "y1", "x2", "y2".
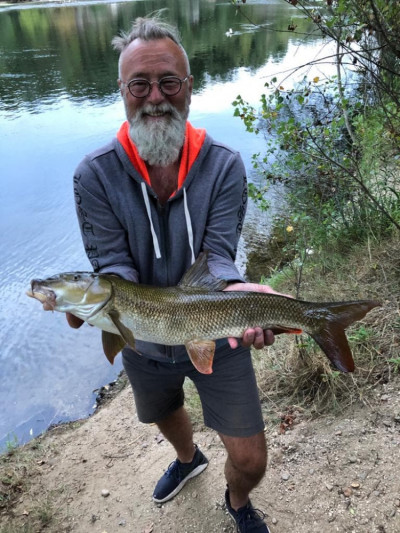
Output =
[
  {"x1": 107, "y1": 309, "x2": 136, "y2": 350},
  {"x1": 102, "y1": 331, "x2": 127, "y2": 364},
  {"x1": 185, "y1": 339, "x2": 216, "y2": 374}
]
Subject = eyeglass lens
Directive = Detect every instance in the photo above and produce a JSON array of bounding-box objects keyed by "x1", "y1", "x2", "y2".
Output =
[{"x1": 128, "y1": 77, "x2": 184, "y2": 98}]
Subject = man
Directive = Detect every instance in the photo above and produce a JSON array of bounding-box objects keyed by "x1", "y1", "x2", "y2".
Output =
[{"x1": 69, "y1": 15, "x2": 280, "y2": 533}]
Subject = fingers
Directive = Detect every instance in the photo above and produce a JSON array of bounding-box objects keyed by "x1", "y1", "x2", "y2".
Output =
[
  {"x1": 228, "y1": 328, "x2": 275, "y2": 350},
  {"x1": 224, "y1": 282, "x2": 292, "y2": 298},
  {"x1": 66, "y1": 313, "x2": 84, "y2": 329},
  {"x1": 263, "y1": 329, "x2": 275, "y2": 346},
  {"x1": 227, "y1": 337, "x2": 239, "y2": 349},
  {"x1": 242, "y1": 327, "x2": 264, "y2": 349}
]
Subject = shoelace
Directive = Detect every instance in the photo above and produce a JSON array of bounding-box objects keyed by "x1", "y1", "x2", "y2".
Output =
[
  {"x1": 165, "y1": 461, "x2": 181, "y2": 480},
  {"x1": 236, "y1": 506, "x2": 266, "y2": 531}
]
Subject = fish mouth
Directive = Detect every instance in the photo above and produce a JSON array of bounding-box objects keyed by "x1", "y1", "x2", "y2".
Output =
[{"x1": 27, "y1": 281, "x2": 57, "y2": 311}]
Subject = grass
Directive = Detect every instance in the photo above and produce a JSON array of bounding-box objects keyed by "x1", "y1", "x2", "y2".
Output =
[
  {"x1": 0, "y1": 230, "x2": 398, "y2": 532},
  {"x1": 251, "y1": 231, "x2": 400, "y2": 418}
]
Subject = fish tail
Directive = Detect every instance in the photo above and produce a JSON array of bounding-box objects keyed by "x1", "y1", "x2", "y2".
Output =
[{"x1": 308, "y1": 300, "x2": 381, "y2": 372}]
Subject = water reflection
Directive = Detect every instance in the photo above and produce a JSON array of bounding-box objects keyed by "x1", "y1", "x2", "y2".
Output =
[
  {"x1": 0, "y1": 0, "x2": 322, "y2": 450},
  {"x1": 0, "y1": 0, "x2": 316, "y2": 114}
]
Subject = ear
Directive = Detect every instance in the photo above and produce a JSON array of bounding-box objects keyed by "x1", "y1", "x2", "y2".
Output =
[
  {"x1": 187, "y1": 75, "x2": 194, "y2": 104},
  {"x1": 188, "y1": 75, "x2": 194, "y2": 94},
  {"x1": 117, "y1": 79, "x2": 124, "y2": 97}
]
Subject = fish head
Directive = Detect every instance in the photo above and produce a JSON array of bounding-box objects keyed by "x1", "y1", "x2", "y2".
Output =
[{"x1": 27, "y1": 272, "x2": 112, "y2": 319}]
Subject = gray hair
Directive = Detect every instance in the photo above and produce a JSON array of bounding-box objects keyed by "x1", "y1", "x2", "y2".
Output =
[{"x1": 112, "y1": 13, "x2": 190, "y2": 75}]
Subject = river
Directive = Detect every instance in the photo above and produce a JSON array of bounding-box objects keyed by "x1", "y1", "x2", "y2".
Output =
[{"x1": 0, "y1": 0, "x2": 324, "y2": 450}]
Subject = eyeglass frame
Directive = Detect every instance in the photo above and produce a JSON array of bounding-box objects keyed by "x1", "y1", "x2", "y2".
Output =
[{"x1": 121, "y1": 75, "x2": 190, "y2": 98}]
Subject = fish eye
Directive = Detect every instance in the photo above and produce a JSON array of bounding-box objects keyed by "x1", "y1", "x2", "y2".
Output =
[{"x1": 73, "y1": 274, "x2": 80, "y2": 281}]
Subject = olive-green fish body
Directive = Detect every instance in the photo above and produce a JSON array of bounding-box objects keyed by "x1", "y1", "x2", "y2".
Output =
[{"x1": 27, "y1": 253, "x2": 381, "y2": 374}]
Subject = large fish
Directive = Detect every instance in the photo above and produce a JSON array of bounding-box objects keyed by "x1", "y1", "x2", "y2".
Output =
[{"x1": 27, "y1": 253, "x2": 380, "y2": 374}]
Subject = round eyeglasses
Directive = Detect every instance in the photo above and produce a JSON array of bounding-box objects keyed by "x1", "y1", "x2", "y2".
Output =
[{"x1": 124, "y1": 76, "x2": 189, "y2": 98}]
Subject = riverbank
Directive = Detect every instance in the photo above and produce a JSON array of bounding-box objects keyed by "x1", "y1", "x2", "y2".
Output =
[
  {"x1": 2, "y1": 232, "x2": 400, "y2": 532},
  {"x1": 1, "y1": 367, "x2": 400, "y2": 533}
]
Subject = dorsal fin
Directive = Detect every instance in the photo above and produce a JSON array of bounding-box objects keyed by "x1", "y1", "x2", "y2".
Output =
[{"x1": 178, "y1": 251, "x2": 227, "y2": 291}]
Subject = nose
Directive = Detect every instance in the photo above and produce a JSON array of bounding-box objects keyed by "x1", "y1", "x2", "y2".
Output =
[{"x1": 146, "y1": 82, "x2": 165, "y2": 104}]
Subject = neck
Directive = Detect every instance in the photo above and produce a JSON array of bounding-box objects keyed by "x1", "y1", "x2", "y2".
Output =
[{"x1": 146, "y1": 159, "x2": 181, "y2": 206}]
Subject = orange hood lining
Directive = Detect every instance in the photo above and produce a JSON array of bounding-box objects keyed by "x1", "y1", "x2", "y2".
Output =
[{"x1": 117, "y1": 121, "x2": 206, "y2": 196}]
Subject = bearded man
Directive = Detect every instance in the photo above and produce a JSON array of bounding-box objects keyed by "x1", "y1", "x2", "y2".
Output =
[{"x1": 70, "y1": 14, "x2": 279, "y2": 533}]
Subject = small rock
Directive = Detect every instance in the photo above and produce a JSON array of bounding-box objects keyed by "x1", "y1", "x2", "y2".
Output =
[
  {"x1": 325, "y1": 483, "x2": 334, "y2": 492},
  {"x1": 335, "y1": 430, "x2": 342, "y2": 436},
  {"x1": 281, "y1": 471, "x2": 290, "y2": 481},
  {"x1": 351, "y1": 482, "x2": 360, "y2": 489},
  {"x1": 272, "y1": 517, "x2": 278, "y2": 524},
  {"x1": 101, "y1": 489, "x2": 110, "y2": 498},
  {"x1": 118, "y1": 519, "x2": 126, "y2": 527},
  {"x1": 308, "y1": 468, "x2": 315, "y2": 475},
  {"x1": 342, "y1": 487, "x2": 353, "y2": 498},
  {"x1": 155, "y1": 434, "x2": 165, "y2": 444},
  {"x1": 380, "y1": 394, "x2": 389, "y2": 401}
]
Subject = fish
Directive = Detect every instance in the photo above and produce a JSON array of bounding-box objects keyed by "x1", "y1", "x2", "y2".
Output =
[{"x1": 26, "y1": 252, "x2": 380, "y2": 374}]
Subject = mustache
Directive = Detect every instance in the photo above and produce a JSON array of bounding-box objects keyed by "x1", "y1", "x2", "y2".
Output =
[{"x1": 134, "y1": 102, "x2": 181, "y2": 121}]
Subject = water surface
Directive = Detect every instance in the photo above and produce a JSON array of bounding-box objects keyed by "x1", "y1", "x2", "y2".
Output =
[{"x1": 0, "y1": 0, "x2": 324, "y2": 449}]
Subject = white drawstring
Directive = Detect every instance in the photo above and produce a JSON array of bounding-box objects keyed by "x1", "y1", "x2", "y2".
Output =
[
  {"x1": 183, "y1": 188, "x2": 195, "y2": 265},
  {"x1": 141, "y1": 182, "x2": 161, "y2": 259},
  {"x1": 140, "y1": 183, "x2": 194, "y2": 264}
]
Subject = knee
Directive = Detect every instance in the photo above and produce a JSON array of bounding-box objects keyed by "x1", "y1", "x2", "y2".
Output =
[{"x1": 229, "y1": 445, "x2": 267, "y2": 477}]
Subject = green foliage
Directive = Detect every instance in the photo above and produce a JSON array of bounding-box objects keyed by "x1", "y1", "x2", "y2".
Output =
[
  {"x1": 232, "y1": 0, "x2": 400, "y2": 274},
  {"x1": 388, "y1": 355, "x2": 400, "y2": 374}
]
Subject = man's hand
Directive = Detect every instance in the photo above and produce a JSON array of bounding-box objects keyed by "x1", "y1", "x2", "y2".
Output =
[
  {"x1": 223, "y1": 282, "x2": 290, "y2": 350},
  {"x1": 66, "y1": 313, "x2": 84, "y2": 329}
]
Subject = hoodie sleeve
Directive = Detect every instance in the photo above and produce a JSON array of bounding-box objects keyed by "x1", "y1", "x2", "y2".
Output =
[
  {"x1": 73, "y1": 157, "x2": 139, "y2": 282},
  {"x1": 201, "y1": 149, "x2": 247, "y2": 283}
]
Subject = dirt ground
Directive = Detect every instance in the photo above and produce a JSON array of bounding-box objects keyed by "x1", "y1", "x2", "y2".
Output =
[{"x1": 1, "y1": 370, "x2": 400, "y2": 533}]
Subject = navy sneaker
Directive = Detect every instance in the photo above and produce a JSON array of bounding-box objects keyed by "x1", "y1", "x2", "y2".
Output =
[
  {"x1": 153, "y1": 445, "x2": 208, "y2": 503},
  {"x1": 225, "y1": 487, "x2": 270, "y2": 532}
]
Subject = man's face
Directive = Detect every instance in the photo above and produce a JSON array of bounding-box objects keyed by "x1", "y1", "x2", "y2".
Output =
[
  {"x1": 119, "y1": 37, "x2": 193, "y2": 122},
  {"x1": 118, "y1": 38, "x2": 194, "y2": 166}
]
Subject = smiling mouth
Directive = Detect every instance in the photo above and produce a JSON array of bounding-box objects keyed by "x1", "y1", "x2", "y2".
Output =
[{"x1": 144, "y1": 111, "x2": 171, "y2": 118}]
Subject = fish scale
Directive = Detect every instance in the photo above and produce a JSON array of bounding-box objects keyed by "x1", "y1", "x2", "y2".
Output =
[{"x1": 27, "y1": 253, "x2": 380, "y2": 374}]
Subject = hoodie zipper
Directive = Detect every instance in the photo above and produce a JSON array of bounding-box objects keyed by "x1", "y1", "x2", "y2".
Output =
[{"x1": 157, "y1": 201, "x2": 176, "y2": 364}]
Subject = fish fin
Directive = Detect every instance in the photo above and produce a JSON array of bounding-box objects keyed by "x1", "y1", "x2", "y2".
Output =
[
  {"x1": 102, "y1": 331, "x2": 126, "y2": 364},
  {"x1": 311, "y1": 327, "x2": 355, "y2": 372},
  {"x1": 185, "y1": 339, "x2": 216, "y2": 374},
  {"x1": 107, "y1": 309, "x2": 136, "y2": 350},
  {"x1": 178, "y1": 252, "x2": 227, "y2": 291},
  {"x1": 308, "y1": 300, "x2": 381, "y2": 372},
  {"x1": 272, "y1": 326, "x2": 303, "y2": 335}
]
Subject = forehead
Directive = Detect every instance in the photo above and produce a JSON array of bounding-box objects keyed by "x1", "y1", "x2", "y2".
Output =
[{"x1": 119, "y1": 38, "x2": 187, "y2": 79}]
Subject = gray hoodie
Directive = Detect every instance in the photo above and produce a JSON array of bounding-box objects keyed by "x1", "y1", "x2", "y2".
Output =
[{"x1": 73, "y1": 125, "x2": 247, "y2": 363}]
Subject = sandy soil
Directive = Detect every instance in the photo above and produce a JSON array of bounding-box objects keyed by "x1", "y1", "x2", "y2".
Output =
[{"x1": 2, "y1": 371, "x2": 400, "y2": 533}]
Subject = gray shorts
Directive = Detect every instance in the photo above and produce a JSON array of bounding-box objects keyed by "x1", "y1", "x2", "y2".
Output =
[{"x1": 122, "y1": 342, "x2": 264, "y2": 438}]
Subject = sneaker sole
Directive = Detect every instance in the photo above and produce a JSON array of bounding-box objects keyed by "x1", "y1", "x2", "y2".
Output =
[{"x1": 153, "y1": 462, "x2": 208, "y2": 503}]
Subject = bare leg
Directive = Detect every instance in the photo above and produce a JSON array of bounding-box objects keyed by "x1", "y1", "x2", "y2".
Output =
[
  {"x1": 219, "y1": 431, "x2": 267, "y2": 510},
  {"x1": 156, "y1": 406, "x2": 196, "y2": 463}
]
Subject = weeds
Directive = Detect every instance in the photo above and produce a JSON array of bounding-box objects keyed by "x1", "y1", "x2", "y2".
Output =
[{"x1": 252, "y1": 232, "x2": 400, "y2": 418}]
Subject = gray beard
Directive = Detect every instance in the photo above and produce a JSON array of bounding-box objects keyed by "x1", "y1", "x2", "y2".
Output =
[{"x1": 127, "y1": 102, "x2": 188, "y2": 167}]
